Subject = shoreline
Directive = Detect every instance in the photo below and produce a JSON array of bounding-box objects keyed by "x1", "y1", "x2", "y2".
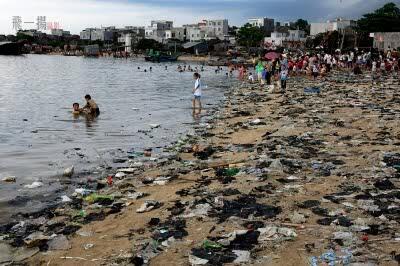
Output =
[{"x1": 1, "y1": 71, "x2": 400, "y2": 265}]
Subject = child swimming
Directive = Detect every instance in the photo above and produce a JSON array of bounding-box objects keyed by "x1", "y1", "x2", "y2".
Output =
[{"x1": 72, "y1": 103, "x2": 81, "y2": 115}]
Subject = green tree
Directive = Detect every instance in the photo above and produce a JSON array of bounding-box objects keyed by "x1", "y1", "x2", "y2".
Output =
[
  {"x1": 228, "y1": 26, "x2": 238, "y2": 36},
  {"x1": 357, "y1": 2, "x2": 400, "y2": 32},
  {"x1": 236, "y1": 23, "x2": 265, "y2": 48},
  {"x1": 137, "y1": 39, "x2": 163, "y2": 51},
  {"x1": 292, "y1": 19, "x2": 309, "y2": 34},
  {"x1": 16, "y1": 32, "x2": 34, "y2": 43}
]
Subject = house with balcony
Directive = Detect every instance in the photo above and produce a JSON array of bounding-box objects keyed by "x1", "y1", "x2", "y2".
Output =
[
  {"x1": 165, "y1": 27, "x2": 185, "y2": 42},
  {"x1": 145, "y1": 20, "x2": 173, "y2": 43}
]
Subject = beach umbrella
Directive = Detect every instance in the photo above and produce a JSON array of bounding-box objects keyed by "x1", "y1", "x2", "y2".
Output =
[{"x1": 265, "y1": 52, "x2": 280, "y2": 60}]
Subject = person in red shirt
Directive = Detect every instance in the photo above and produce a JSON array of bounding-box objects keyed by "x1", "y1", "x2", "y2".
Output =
[{"x1": 385, "y1": 60, "x2": 392, "y2": 72}]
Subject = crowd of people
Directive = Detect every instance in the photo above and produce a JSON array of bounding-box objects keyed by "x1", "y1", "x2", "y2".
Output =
[{"x1": 229, "y1": 49, "x2": 400, "y2": 93}]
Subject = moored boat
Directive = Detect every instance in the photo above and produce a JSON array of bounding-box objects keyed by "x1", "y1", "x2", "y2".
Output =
[{"x1": 0, "y1": 42, "x2": 23, "y2": 55}]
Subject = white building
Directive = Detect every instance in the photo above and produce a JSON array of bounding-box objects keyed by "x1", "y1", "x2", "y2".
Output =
[
  {"x1": 80, "y1": 28, "x2": 94, "y2": 40},
  {"x1": 310, "y1": 18, "x2": 356, "y2": 36},
  {"x1": 201, "y1": 19, "x2": 228, "y2": 40},
  {"x1": 265, "y1": 30, "x2": 306, "y2": 46},
  {"x1": 187, "y1": 27, "x2": 206, "y2": 42},
  {"x1": 117, "y1": 27, "x2": 145, "y2": 52},
  {"x1": 51, "y1": 29, "x2": 70, "y2": 37},
  {"x1": 80, "y1": 27, "x2": 116, "y2": 41},
  {"x1": 265, "y1": 32, "x2": 287, "y2": 46},
  {"x1": 145, "y1": 20, "x2": 173, "y2": 43},
  {"x1": 117, "y1": 27, "x2": 144, "y2": 43},
  {"x1": 165, "y1": 27, "x2": 185, "y2": 41},
  {"x1": 287, "y1": 30, "x2": 306, "y2": 40},
  {"x1": 248, "y1": 17, "x2": 275, "y2": 36}
]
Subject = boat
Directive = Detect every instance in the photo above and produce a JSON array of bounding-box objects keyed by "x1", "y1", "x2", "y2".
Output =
[
  {"x1": 0, "y1": 42, "x2": 23, "y2": 55},
  {"x1": 145, "y1": 49, "x2": 178, "y2": 62}
]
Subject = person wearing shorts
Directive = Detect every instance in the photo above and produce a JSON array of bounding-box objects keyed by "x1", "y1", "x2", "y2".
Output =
[{"x1": 192, "y1": 72, "x2": 202, "y2": 111}]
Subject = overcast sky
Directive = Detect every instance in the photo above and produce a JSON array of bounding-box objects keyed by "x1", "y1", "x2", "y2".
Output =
[{"x1": 0, "y1": 0, "x2": 399, "y2": 34}]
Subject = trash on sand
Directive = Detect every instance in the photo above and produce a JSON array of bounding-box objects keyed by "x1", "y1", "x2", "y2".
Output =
[
  {"x1": 63, "y1": 165, "x2": 74, "y2": 177},
  {"x1": 118, "y1": 168, "x2": 137, "y2": 173},
  {"x1": 47, "y1": 235, "x2": 71, "y2": 251},
  {"x1": 136, "y1": 200, "x2": 161, "y2": 213},
  {"x1": 153, "y1": 176, "x2": 172, "y2": 186},
  {"x1": 84, "y1": 194, "x2": 114, "y2": 205},
  {"x1": 149, "y1": 124, "x2": 161, "y2": 129},
  {"x1": 189, "y1": 255, "x2": 209, "y2": 265},
  {"x1": 216, "y1": 168, "x2": 240, "y2": 177},
  {"x1": 289, "y1": 212, "x2": 306, "y2": 224},
  {"x1": 310, "y1": 248, "x2": 352, "y2": 266},
  {"x1": 257, "y1": 226, "x2": 297, "y2": 241},
  {"x1": 126, "y1": 191, "x2": 148, "y2": 200},
  {"x1": 250, "y1": 119, "x2": 262, "y2": 125},
  {"x1": 24, "y1": 232, "x2": 50, "y2": 248},
  {"x1": 183, "y1": 203, "x2": 212, "y2": 218},
  {"x1": 2, "y1": 176, "x2": 16, "y2": 183},
  {"x1": 203, "y1": 240, "x2": 223, "y2": 250},
  {"x1": 24, "y1": 181, "x2": 43, "y2": 189},
  {"x1": 212, "y1": 195, "x2": 281, "y2": 223},
  {"x1": 233, "y1": 250, "x2": 251, "y2": 263},
  {"x1": 304, "y1": 87, "x2": 321, "y2": 94},
  {"x1": 0, "y1": 243, "x2": 39, "y2": 264},
  {"x1": 84, "y1": 243, "x2": 94, "y2": 250},
  {"x1": 115, "y1": 172, "x2": 126, "y2": 179},
  {"x1": 74, "y1": 188, "x2": 92, "y2": 196},
  {"x1": 194, "y1": 146, "x2": 215, "y2": 160},
  {"x1": 61, "y1": 195, "x2": 72, "y2": 202},
  {"x1": 152, "y1": 218, "x2": 188, "y2": 242},
  {"x1": 107, "y1": 176, "x2": 113, "y2": 186}
]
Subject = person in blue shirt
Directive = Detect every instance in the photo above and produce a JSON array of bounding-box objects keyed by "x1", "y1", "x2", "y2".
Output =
[{"x1": 261, "y1": 67, "x2": 267, "y2": 85}]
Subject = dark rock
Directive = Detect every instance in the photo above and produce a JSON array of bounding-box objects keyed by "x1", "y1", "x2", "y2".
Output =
[
  {"x1": 297, "y1": 200, "x2": 321, "y2": 209},
  {"x1": 374, "y1": 179, "x2": 396, "y2": 190}
]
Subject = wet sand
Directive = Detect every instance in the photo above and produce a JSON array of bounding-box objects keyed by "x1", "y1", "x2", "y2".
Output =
[{"x1": 2, "y1": 70, "x2": 400, "y2": 265}]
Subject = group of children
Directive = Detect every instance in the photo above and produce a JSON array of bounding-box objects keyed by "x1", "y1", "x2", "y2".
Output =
[{"x1": 242, "y1": 59, "x2": 289, "y2": 93}]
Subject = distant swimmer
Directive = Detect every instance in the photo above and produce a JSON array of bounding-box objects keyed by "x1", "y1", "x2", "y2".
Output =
[{"x1": 83, "y1": 94, "x2": 100, "y2": 116}]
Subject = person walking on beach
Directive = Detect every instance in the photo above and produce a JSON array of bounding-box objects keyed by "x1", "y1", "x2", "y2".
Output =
[
  {"x1": 192, "y1": 73, "x2": 202, "y2": 111},
  {"x1": 312, "y1": 64, "x2": 319, "y2": 80},
  {"x1": 280, "y1": 68, "x2": 288, "y2": 94},
  {"x1": 256, "y1": 61, "x2": 264, "y2": 84}
]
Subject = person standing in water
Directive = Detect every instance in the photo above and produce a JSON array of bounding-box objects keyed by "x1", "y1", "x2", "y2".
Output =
[
  {"x1": 83, "y1": 94, "x2": 100, "y2": 116},
  {"x1": 192, "y1": 73, "x2": 202, "y2": 111}
]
